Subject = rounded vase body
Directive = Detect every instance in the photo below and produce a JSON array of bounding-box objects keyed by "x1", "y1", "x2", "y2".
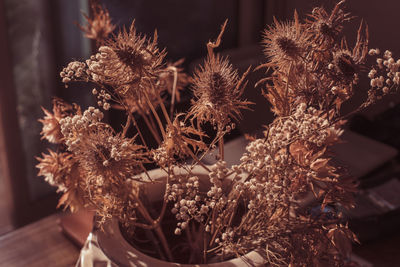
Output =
[{"x1": 76, "y1": 166, "x2": 265, "y2": 267}]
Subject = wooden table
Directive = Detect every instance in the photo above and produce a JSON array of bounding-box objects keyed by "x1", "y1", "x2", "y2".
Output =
[{"x1": 0, "y1": 213, "x2": 80, "y2": 267}]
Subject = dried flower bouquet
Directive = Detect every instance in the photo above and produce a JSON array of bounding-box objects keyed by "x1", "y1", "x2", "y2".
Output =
[{"x1": 37, "y1": 1, "x2": 399, "y2": 265}]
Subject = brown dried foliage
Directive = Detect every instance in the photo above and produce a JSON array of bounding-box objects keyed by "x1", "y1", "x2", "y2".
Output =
[
  {"x1": 78, "y1": 0, "x2": 115, "y2": 45},
  {"x1": 189, "y1": 21, "x2": 252, "y2": 130},
  {"x1": 36, "y1": 1, "x2": 400, "y2": 265}
]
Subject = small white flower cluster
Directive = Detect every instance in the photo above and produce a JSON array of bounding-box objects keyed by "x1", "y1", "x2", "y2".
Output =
[
  {"x1": 92, "y1": 88, "x2": 112, "y2": 110},
  {"x1": 247, "y1": 174, "x2": 289, "y2": 205},
  {"x1": 152, "y1": 147, "x2": 168, "y2": 167},
  {"x1": 238, "y1": 103, "x2": 343, "y2": 215},
  {"x1": 167, "y1": 175, "x2": 204, "y2": 235},
  {"x1": 105, "y1": 138, "x2": 130, "y2": 165},
  {"x1": 91, "y1": 174, "x2": 105, "y2": 187},
  {"x1": 60, "y1": 107, "x2": 104, "y2": 152},
  {"x1": 368, "y1": 48, "x2": 380, "y2": 56},
  {"x1": 239, "y1": 139, "x2": 291, "y2": 204},
  {"x1": 203, "y1": 161, "x2": 231, "y2": 232},
  {"x1": 213, "y1": 227, "x2": 236, "y2": 247},
  {"x1": 292, "y1": 104, "x2": 337, "y2": 146},
  {"x1": 86, "y1": 46, "x2": 134, "y2": 85},
  {"x1": 86, "y1": 48, "x2": 108, "y2": 83},
  {"x1": 245, "y1": 104, "x2": 337, "y2": 156},
  {"x1": 240, "y1": 138, "x2": 270, "y2": 175},
  {"x1": 60, "y1": 106, "x2": 134, "y2": 169},
  {"x1": 368, "y1": 49, "x2": 400, "y2": 96},
  {"x1": 60, "y1": 61, "x2": 87, "y2": 83},
  {"x1": 240, "y1": 137, "x2": 292, "y2": 188},
  {"x1": 207, "y1": 161, "x2": 228, "y2": 199}
]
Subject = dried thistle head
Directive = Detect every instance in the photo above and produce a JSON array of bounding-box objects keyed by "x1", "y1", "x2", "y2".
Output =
[
  {"x1": 36, "y1": 150, "x2": 76, "y2": 192},
  {"x1": 87, "y1": 30, "x2": 164, "y2": 87},
  {"x1": 306, "y1": 0, "x2": 351, "y2": 44},
  {"x1": 262, "y1": 12, "x2": 312, "y2": 71},
  {"x1": 188, "y1": 21, "x2": 252, "y2": 130},
  {"x1": 57, "y1": 107, "x2": 149, "y2": 221},
  {"x1": 39, "y1": 97, "x2": 80, "y2": 144},
  {"x1": 189, "y1": 54, "x2": 251, "y2": 129},
  {"x1": 60, "y1": 107, "x2": 147, "y2": 180},
  {"x1": 330, "y1": 23, "x2": 368, "y2": 82},
  {"x1": 260, "y1": 3, "x2": 369, "y2": 117},
  {"x1": 36, "y1": 149, "x2": 85, "y2": 212},
  {"x1": 84, "y1": 21, "x2": 166, "y2": 112},
  {"x1": 109, "y1": 22, "x2": 165, "y2": 78},
  {"x1": 332, "y1": 49, "x2": 359, "y2": 82},
  {"x1": 78, "y1": 0, "x2": 115, "y2": 45}
]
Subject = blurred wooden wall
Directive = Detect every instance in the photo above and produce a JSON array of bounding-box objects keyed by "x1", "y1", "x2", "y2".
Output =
[
  {"x1": 0, "y1": 0, "x2": 29, "y2": 232},
  {"x1": 0, "y1": 0, "x2": 83, "y2": 231}
]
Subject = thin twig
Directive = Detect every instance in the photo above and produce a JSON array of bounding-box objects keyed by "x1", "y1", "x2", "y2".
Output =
[
  {"x1": 153, "y1": 84, "x2": 172, "y2": 126},
  {"x1": 134, "y1": 196, "x2": 174, "y2": 261},
  {"x1": 168, "y1": 66, "x2": 178, "y2": 119},
  {"x1": 139, "y1": 109, "x2": 161, "y2": 145},
  {"x1": 129, "y1": 113, "x2": 149, "y2": 148},
  {"x1": 207, "y1": 19, "x2": 228, "y2": 60},
  {"x1": 218, "y1": 131, "x2": 224, "y2": 161},
  {"x1": 203, "y1": 230, "x2": 208, "y2": 264},
  {"x1": 155, "y1": 171, "x2": 170, "y2": 223},
  {"x1": 122, "y1": 111, "x2": 132, "y2": 137},
  {"x1": 143, "y1": 90, "x2": 166, "y2": 139}
]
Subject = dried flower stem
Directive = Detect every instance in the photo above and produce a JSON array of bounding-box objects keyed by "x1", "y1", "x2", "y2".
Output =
[
  {"x1": 203, "y1": 233, "x2": 208, "y2": 263},
  {"x1": 154, "y1": 226, "x2": 174, "y2": 261},
  {"x1": 150, "y1": 82, "x2": 173, "y2": 126},
  {"x1": 129, "y1": 113, "x2": 150, "y2": 148},
  {"x1": 147, "y1": 111, "x2": 160, "y2": 136},
  {"x1": 207, "y1": 19, "x2": 227, "y2": 60},
  {"x1": 154, "y1": 174, "x2": 170, "y2": 224},
  {"x1": 168, "y1": 66, "x2": 178, "y2": 119},
  {"x1": 206, "y1": 244, "x2": 222, "y2": 254},
  {"x1": 195, "y1": 130, "x2": 224, "y2": 163},
  {"x1": 134, "y1": 195, "x2": 174, "y2": 261},
  {"x1": 143, "y1": 90, "x2": 166, "y2": 139},
  {"x1": 188, "y1": 149, "x2": 212, "y2": 172},
  {"x1": 227, "y1": 196, "x2": 240, "y2": 226},
  {"x1": 209, "y1": 224, "x2": 221, "y2": 247},
  {"x1": 218, "y1": 134, "x2": 224, "y2": 160},
  {"x1": 122, "y1": 112, "x2": 131, "y2": 137},
  {"x1": 138, "y1": 109, "x2": 161, "y2": 145},
  {"x1": 156, "y1": 96, "x2": 172, "y2": 125},
  {"x1": 138, "y1": 163, "x2": 152, "y2": 182}
]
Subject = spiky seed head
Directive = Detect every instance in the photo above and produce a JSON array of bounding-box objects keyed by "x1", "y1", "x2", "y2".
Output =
[
  {"x1": 39, "y1": 98, "x2": 80, "y2": 144},
  {"x1": 36, "y1": 150, "x2": 76, "y2": 192},
  {"x1": 78, "y1": 1, "x2": 115, "y2": 44},
  {"x1": 333, "y1": 50, "x2": 358, "y2": 81},
  {"x1": 262, "y1": 17, "x2": 311, "y2": 71},
  {"x1": 190, "y1": 55, "x2": 250, "y2": 128}
]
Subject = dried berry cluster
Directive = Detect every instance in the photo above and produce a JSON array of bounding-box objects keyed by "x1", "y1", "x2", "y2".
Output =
[{"x1": 36, "y1": 1, "x2": 399, "y2": 266}]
